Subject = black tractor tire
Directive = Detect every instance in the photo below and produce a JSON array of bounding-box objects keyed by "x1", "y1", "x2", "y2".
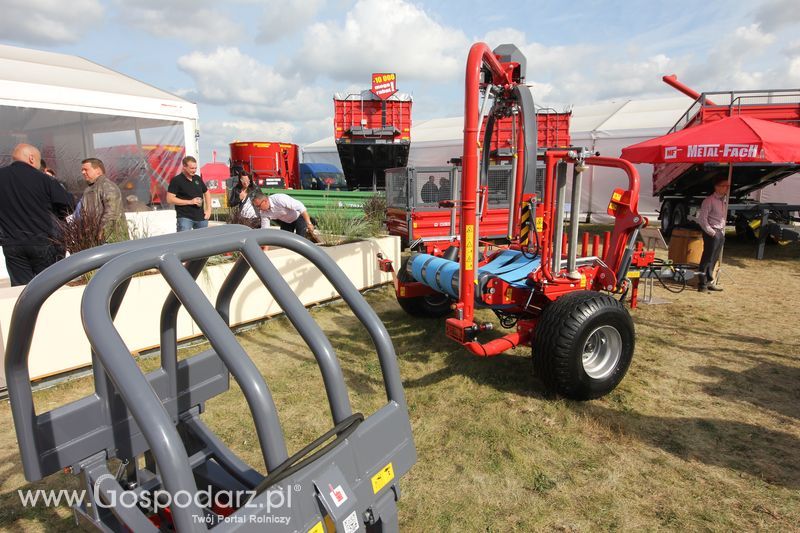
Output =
[
  {"x1": 396, "y1": 258, "x2": 453, "y2": 318},
  {"x1": 660, "y1": 200, "x2": 674, "y2": 238},
  {"x1": 533, "y1": 291, "x2": 634, "y2": 400},
  {"x1": 672, "y1": 202, "x2": 688, "y2": 229}
]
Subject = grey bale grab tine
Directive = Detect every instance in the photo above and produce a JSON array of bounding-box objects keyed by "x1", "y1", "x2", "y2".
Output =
[{"x1": 6, "y1": 227, "x2": 416, "y2": 532}]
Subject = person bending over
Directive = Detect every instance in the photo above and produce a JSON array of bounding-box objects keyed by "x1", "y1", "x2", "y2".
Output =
[{"x1": 251, "y1": 191, "x2": 314, "y2": 239}]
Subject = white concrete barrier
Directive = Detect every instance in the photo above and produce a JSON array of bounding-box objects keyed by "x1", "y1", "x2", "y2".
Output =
[{"x1": 0, "y1": 235, "x2": 400, "y2": 386}]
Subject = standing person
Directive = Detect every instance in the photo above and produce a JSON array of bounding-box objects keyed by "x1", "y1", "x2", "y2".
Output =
[
  {"x1": 80, "y1": 158, "x2": 128, "y2": 243},
  {"x1": 228, "y1": 171, "x2": 259, "y2": 227},
  {"x1": 420, "y1": 175, "x2": 438, "y2": 203},
  {"x1": 696, "y1": 176, "x2": 729, "y2": 292},
  {"x1": 167, "y1": 156, "x2": 211, "y2": 232},
  {"x1": 251, "y1": 191, "x2": 314, "y2": 238},
  {"x1": 0, "y1": 143, "x2": 74, "y2": 286},
  {"x1": 437, "y1": 176, "x2": 451, "y2": 202}
]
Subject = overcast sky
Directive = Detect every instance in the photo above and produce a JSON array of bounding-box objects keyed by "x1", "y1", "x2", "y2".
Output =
[{"x1": 2, "y1": 0, "x2": 800, "y2": 163}]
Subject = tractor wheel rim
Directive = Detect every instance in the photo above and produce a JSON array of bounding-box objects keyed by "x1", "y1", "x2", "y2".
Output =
[{"x1": 581, "y1": 325, "x2": 622, "y2": 380}]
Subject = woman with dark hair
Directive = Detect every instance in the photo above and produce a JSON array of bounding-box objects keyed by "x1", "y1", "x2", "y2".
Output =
[{"x1": 228, "y1": 171, "x2": 259, "y2": 227}]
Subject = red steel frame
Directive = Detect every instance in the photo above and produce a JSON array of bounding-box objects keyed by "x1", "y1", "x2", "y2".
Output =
[{"x1": 451, "y1": 43, "x2": 643, "y2": 356}]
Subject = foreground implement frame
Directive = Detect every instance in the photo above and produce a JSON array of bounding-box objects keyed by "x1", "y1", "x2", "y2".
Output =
[{"x1": 7, "y1": 226, "x2": 415, "y2": 532}]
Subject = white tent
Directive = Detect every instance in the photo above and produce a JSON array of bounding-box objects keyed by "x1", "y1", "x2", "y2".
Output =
[
  {"x1": 304, "y1": 95, "x2": 800, "y2": 219},
  {"x1": 0, "y1": 44, "x2": 200, "y2": 281}
]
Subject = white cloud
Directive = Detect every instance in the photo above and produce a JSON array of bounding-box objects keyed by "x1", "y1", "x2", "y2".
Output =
[
  {"x1": 789, "y1": 57, "x2": 800, "y2": 84},
  {"x1": 480, "y1": 17, "x2": 800, "y2": 107},
  {"x1": 178, "y1": 47, "x2": 329, "y2": 121},
  {"x1": 481, "y1": 29, "x2": 675, "y2": 104},
  {"x1": 257, "y1": 0, "x2": 325, "y2": 43},
  {"x1": 681, "y1": 24, "x2": 779, "y2": 91},
  {"x1": 199, "y1": 117, "x2": 332, "y2": 160},
  {"x1": 0, "y1": 0, "x2": 104, "y2": 45},
  {"x1": 731, "y1": 24, "x2": 775, "y2": 52},
  {"x1": 753, "y1": 0, "x2": 800, "y2": 32},
  {"x1": 115, "y1": 0, "x2": 242, "y2": 46},
  {"x1": 296, "y1": 0, "x2": 470, "y2": 82}
]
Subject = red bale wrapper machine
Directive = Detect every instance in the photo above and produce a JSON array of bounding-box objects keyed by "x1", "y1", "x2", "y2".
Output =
[{"x1": 379, "y1": 43, "x2": 654, "y2": 400}]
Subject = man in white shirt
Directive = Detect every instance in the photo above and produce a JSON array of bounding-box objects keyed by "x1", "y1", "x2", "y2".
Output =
[
  {"x1": 696, "y1": 176, "x2": 729, "y2": 292},
  {"x1": 252, "y1": 191, "x2": 314, "y2": 238}
]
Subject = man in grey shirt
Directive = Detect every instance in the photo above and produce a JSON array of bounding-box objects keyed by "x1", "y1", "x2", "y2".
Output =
[{"x1": 696, "y1": 176, "x2": 729, "y2": 292}]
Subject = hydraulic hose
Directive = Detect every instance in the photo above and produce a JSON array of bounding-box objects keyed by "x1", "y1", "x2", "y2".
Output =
[{"x1": 511, "y1": 84, "x2": 537, "y2": 193}]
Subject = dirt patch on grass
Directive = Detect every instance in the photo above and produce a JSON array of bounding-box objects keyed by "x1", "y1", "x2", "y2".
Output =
[{"x1": 0, "y1": 235, "x2": 798, "y2": 530}]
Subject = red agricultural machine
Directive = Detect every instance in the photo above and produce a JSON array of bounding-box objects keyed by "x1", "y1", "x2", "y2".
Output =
[
  {"x1": 385, "y1": 109, "x2": 571, "y2": 252},
  {"x1": 229, "y1": 141, "x2": 300, "y2": 189},
  {"x1": 379, "y1": 43, "x2": 651, "y2": 400},
  {"x1": 334, "y1": 88, "x2": 412, "y2": 190}
]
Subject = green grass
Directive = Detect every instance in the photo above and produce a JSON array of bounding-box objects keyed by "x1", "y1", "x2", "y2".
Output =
[{"x1": 0, "y1": 232, "x2": 798, "y2": 531}]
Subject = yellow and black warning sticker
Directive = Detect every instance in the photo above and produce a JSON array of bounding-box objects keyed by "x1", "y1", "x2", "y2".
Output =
[
  {"x1": 520, "y1": 204, "x2": 531, "y2": 245},
  {"x1": 465, "y1": 225, "x2": 474, "y2": 270},
  {"x1": 371, "y1": 463, "x2": 395, "y2": 494}
]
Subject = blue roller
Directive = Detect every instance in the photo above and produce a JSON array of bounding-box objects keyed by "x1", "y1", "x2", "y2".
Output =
[
  {"x1": 407, "y1": 250, "x2": 541, "y2": 303},
  {"x1": 408, "y1": 254, "x2": 460, "y2": 298}
]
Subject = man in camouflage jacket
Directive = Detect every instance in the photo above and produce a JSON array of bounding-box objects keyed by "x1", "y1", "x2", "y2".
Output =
[{"x1": 80, "y1": 158, "x2": 128, "y2": 243}]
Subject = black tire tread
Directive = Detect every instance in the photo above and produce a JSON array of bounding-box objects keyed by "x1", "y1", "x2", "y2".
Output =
[{"x1": 533, "y1": 291, "x2": 634, "y2": 400}]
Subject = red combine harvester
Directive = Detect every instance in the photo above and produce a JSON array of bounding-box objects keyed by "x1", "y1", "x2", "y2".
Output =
[
  {"x1": 385, "y1": 109, "x2": 571, "y2": 252},
  {"x1": 229, "y1": 141, "x2": 300, "y2": 189},
  {"x1": 379, "y1": 43, "x2": 653, "y2": 400},
  {"x1": 334, "y1": 81, "x2": 412, "y2": 190},
  {"x1": 654, "y1": 76, "x2": 800, "y2": 239}
]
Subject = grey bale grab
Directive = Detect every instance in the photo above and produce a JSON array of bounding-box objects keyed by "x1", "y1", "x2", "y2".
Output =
[{"x1": 6, "y1": 226, "x2": 416, "y2": 532}]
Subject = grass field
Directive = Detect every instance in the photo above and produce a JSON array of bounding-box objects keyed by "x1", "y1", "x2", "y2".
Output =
[{"x1": 0, "y1": 233, "x2": 798, "y2": 531}]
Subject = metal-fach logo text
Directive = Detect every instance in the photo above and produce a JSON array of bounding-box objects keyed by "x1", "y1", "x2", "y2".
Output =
[{"x1": 665, "y1": 143, "x2": 761, "y2": 160}]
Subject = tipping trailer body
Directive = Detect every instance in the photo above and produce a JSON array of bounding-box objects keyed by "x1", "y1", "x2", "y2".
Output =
[
  {"x1": 334, "y1": 91, "x2": 412, "y2": 190},
  {"x1": 653, "y1": 77, "x2": 800, "y2": 235}
]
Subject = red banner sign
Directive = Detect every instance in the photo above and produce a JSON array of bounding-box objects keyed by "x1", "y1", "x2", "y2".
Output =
[{"x1": 371, "y1": 73, "x2": 397, "y2": 100}]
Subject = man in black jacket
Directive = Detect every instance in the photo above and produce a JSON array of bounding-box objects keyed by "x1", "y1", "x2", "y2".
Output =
[{"x1": 0, "y1": 144, "x2": 74, "y2": 286}]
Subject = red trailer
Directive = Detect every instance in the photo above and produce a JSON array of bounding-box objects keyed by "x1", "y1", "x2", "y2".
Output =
[
  {"x1": 334, "y1": 90, "x2": 412, "y2": 189},
  {"x1": 229, "y1": 141, "x2": 300, "y2": 189},
  {"x1": 652, "y1": 76, "x2": 800, "y2": 236},
  {"x1": 386, "y1": 111, "x2": 571, "y2": 252}
]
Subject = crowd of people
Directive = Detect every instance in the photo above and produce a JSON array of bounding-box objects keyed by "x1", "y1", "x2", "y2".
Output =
[
  {"x1": 420, "y1": 175, "x2": 451, "y2": 204},
  {"x1": 0, "y1": 144, "x2": 315, "y2": 287},
  {"x1": 0, "y1": 144, "x2": 131, "y2": 286}
]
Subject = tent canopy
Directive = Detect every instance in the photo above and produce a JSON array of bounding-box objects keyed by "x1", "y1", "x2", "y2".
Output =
[
  {"x1": 0, "y1": 44, "x2": 199, "y2": 195},
  {"x1": 0, "y1": 44, "x2": 197, "y2": 120}
]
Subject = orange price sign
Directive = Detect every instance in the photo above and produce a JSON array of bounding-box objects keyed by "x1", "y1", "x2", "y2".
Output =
[{"x1": 371, "y1": 72, "x2": 397, "y2": 100}]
